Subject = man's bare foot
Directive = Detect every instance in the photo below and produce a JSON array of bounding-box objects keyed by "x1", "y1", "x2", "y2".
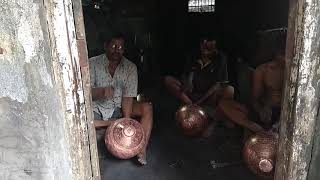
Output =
[{"x1": 137, "y1": 151, "x2": 147, "y2": 165}]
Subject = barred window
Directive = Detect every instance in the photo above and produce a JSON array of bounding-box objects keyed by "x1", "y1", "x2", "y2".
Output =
[{"x1": 188, "y1": 0, "x2": 215, "y2": 13}]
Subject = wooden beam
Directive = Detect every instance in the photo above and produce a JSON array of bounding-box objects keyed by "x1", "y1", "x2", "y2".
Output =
[
  {"x1": 72, "y1": 0, "x2": 101, "y2": 179},
  {"x1": 275, "y1": 0, "x2": 320, "y2": 179},
  {"x1": 44, "y1": 0, "x2": 96, "y2": 179}
]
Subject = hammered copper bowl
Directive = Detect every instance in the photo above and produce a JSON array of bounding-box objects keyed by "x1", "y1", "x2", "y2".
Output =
[
  {"x1": 105, "y1": 118, "x2": 145, "y2": 159},
  {"x1": 243, "y1": 132, "x2": 279, "y2": 179},
  {"x1": 175, "y1": 104, "x2": 209, "y2": 137}
]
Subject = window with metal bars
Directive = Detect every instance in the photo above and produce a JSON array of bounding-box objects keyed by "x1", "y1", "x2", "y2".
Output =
[{"x1": 188, "y1": 0, "x2": 215, "y2": 13}]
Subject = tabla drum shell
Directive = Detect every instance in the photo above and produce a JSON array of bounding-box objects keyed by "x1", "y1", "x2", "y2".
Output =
[
  {"x1": 105, "y1": 118, "x2": 145, "y2": 159},
  {"x1": 175, "y1": 104, "x2": 209, "y2": 137},
  {"x1": 243, "y1": 132, "x2": 279, "y2": 179}
]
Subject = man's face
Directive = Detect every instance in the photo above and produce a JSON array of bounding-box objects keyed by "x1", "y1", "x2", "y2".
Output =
[
  {"x1": 200, "y1": 40, "x2": 217, "y2": 57},
  {"x1": 106, "y1": 38, "x2": 125, "y2": 61}
]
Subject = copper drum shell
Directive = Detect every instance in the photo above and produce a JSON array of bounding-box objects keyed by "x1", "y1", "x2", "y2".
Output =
[
  {"x1": 105, "y1": 118, "x2": 146, "y2": 159},
  {"x1": 243, "y1": 132, "x2": 279, "y2": 179},
  {"x1": 175, "y1": 104, "x2": 209, "y2": 137}
]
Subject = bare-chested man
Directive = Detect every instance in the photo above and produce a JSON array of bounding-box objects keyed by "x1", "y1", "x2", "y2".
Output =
[
  {"x1": 90, "y1": 34, "x2": 153, "y2": 165},
  {"x1": 218, "y1": 49, "x2": 285, "y2": 132},
  {"x1": 164, "y1": 38, "x2": 234, "y2": 134}
]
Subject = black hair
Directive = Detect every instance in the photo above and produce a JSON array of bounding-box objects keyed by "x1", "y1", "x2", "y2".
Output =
[
  {"x1": 200, "y1": 36, "x2": 216, "y2": 43},
  {"x1": 104, "y1": 31, "x2": 126, "y2": 45},
  {"x1": 199, "y1": 34, "x2": 219, "y2": 50},
  {"x1": 199, "y1": 33, "x2": 218, "y2": 42}
]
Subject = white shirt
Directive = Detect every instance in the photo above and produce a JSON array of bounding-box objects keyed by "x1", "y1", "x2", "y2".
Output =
[{"x1": 89, "y1": 54, "x2": 138, "y2": 120}]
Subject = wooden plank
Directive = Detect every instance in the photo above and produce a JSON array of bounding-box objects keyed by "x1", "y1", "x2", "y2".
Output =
[
  {"x1": 275, "y1": 0, "x2": 320, "y2": 179},
  {"x1": 304, "y1": 2, "x2": 320, "y2": 179},
  {"x1": 72, "y1": 0, "x2": 101, "y2": 179},
  {"x1": 308, "y1": 112, "x2": 320, "y2": 179},
  {"x1": 274, "y1": 0, "x2": 297, "y2": 178},
  {"x1": 44, "y1": 0, "x2": 96, "y2": 179},
  {"x1": 80, "y1": 65, "x2": 101, "y2": 180},
  {"x1": 77, "y1": 39, "x2": 89, "y2": 67},
  {"x1": 72, "y1": 0, "x2": 86, "y2": 40}
]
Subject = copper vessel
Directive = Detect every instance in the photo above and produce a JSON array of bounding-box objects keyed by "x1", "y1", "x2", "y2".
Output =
[
  {"x1": 243, "y1": 132, "x2": 279, "y2": 179},
  {"x1": 175, "y1": 104, "x2": 209, "y2": 137},
  {"x1": 105, "y1": 118, "x2": 145, "y2": 159}
]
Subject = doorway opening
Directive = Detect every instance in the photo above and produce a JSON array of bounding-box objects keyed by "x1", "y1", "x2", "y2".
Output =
[{"x1": 81, "y1": 0, "x2": 289, "y2": 179}]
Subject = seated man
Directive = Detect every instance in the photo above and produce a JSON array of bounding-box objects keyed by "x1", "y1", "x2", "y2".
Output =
[
  {"x1": 218, "y1": 49, "x2": 285, "y2": 132},
  {"x1": 164, "y1": 37, "x2": 234, "y2": 131},
  {"x1": 90, "y1": 33, "x2": 153, "y2": 165}
]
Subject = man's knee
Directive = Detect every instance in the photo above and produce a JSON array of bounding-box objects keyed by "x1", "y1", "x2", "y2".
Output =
[
  {"x1": 218, "y1": 99, "x2": 233, "y2": 113},
  {"x1": 133, "y1": 101, "x2": 153, "y2": 118},
  {"x1": 163, "y1": 75, "x2": 174, "y2": 83},
  {"x1": 217, "y1": 99, "x2": 227, "y2": 110},
  {"x1": 141, "y1": 102, "x2": 153, "y2": 114},
  {"x1": 163, "y1": 76, "x2": 179, "y2": 87},
  {"x1": 223, "y1": 85, "x2": 234, "y2": 99}
]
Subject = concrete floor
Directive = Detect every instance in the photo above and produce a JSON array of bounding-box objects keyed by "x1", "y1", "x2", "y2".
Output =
[{"x1": 97, "y1": 88, "x2": 259, "y2": 180}]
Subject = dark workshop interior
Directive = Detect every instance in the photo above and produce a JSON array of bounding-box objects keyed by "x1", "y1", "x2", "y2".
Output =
[{"x1": 82, "y1": 0, "x2": 289, "y2": 179}]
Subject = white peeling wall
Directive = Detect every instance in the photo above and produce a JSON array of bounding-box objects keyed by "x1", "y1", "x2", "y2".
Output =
[{"x1": 0, "y1": 1, "x2": 72, "y2": 180}]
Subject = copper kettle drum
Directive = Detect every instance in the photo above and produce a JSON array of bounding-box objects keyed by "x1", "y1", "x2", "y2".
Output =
[
  {"x1": 105, "y1": 118, "x2": 145, "y2": 159},
  {"x1": 176, "y1": 104, "x2": 209, "y2": 137},
  {"x1": 243, "y1": 132, "x2": 279, "y2": 179}
]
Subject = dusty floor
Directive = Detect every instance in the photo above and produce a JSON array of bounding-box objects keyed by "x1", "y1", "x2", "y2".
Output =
[{"x1": 97, "y1": 88, "x2": 259, "y2": 180}]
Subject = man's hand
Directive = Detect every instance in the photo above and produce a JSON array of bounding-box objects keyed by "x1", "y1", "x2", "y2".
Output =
[
  {"x1": 122, "y1": 97, "x2": 134, "y2": 118},
  {"x1": 104, "y1": 87, "x2": 114, "y2": 99},
  {"x1": 195, "y1": 83, "x2": 221, "y2": 105},
  {"x1": 92, "y1": 86, "x2": 114, "y2": 101}
]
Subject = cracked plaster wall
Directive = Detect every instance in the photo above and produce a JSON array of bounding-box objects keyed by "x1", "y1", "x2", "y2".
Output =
[{"x1": 0, "y1": 1, "x2": 73, "y2": 179}]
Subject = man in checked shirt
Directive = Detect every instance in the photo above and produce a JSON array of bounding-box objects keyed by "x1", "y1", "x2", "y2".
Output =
[{"x1": 90, "y1": 33, "x2": 152, "y2": 165}]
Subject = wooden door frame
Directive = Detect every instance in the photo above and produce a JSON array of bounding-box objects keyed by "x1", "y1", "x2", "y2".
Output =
[
  {"x1": 275, "y1": 0, "x2": 320, "y2": 179},
  {"x1": 72, "y1": 0, "x2": 101, "y2": 179},
  {"x1": 46, "y1": 0, "x2": 320, "y2": 179},
  {"x1": 45, "y1": 0, "x2": 100, "y2": 179}
]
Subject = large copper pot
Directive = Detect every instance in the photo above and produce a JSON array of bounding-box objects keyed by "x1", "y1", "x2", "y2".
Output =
[
  {"x1": 175, "y1": 104, "x2": 209, "y2": 137},
  {"x1": 243, "y1": 132, "x2": 279, "y2": 179},
  {"x1": 105, "y1": 118, "x2": 145, "y2": 159}
]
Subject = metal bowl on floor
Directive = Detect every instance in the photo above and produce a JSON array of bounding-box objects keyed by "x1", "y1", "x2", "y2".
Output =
[
  {"x1": 243, "y1": 132, "x2": 279, "y2": 179},
  {"x1": 175, "y1": 104, "x2": 209, "y2": 137},
  {"x1": 105, "y1": 118, "x2": 145, "y2": 159}
]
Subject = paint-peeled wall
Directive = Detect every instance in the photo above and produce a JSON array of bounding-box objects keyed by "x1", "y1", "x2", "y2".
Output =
[{"x1": 0, "y1": 1, "x2": 72, "y2": 179}]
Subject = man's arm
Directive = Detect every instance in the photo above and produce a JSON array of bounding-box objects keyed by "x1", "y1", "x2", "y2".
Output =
[
  {"x1": 252, "y1": 66, "x2": 265, "y2": 108},
  {"x1": 195, "y1": 58, "x2": 229, "y2": 105},
  {"x1": 92, "y1": 88, "x2": 105, "y2": 101},
  {"x1": 252, "y1": 65, "x2": 273, "y2": 125},
  {"x1": 122, "y1": 64, "x2": 138, "y2": 118},
  {"x1": 195, "y1": 83, "x2": 221, "y2": 105},
  {"x1": 181, "y1": 72, "x2": 194, "y2": 93},
  {"x1": 122, "y1": 97, "x2": 134, "y2": 118},
  {"x1": 91, "y1": 87, "x2": 114, "y2": 101},
  {"x1": 89, "y1": 59, "x2": 106, "y2": 101}
]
